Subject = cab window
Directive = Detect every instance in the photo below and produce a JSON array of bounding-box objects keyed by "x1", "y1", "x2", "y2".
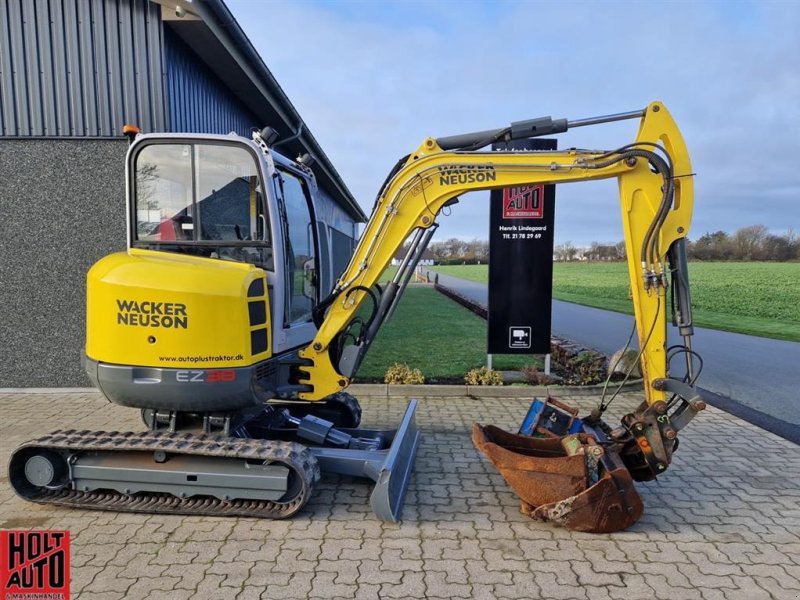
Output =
[
  {"x1": 277, "y1": 170, "x2": 317, "y2": 325},
  {"x1": 133, "y1": 143, "x2": 272, "y2": 269}
]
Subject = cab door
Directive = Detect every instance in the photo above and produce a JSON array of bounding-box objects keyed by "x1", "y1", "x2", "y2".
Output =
[{"x1": 271, "y1": 167, "x2": 320, "y2": 352}]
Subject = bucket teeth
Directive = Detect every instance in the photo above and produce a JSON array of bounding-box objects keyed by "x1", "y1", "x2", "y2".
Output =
[{"x1": 473, "y1": 424, "x2": 643, "y2": 533}]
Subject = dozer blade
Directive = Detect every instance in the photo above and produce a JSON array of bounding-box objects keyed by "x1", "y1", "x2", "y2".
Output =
[
  {"x1": 369, "y1": 398, "x2": 421, "y2": 521},
  {"x1": 309, "y1": 399, "x2": 420, "y2": 522},
  {"x1": 473, "y1": 424, "x2": 643, "y2": 533}
]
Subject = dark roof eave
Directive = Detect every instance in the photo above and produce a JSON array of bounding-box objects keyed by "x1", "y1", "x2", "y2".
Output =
[{"x1": 193, "y1": 0, "x2": 367, "y2": 223}]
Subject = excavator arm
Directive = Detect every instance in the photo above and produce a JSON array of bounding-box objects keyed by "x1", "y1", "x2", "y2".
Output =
[
  {"x1": 296, "y1": 100, "x2": 704, "y2": 532},
  {"x1": 299, "y1": 101, "x2": 695, "y2": 409}
]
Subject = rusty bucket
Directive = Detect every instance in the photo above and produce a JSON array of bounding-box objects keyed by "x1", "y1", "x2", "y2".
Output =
[{"x1": 473, "y1": 424, "x2": 643, "y2": 533}]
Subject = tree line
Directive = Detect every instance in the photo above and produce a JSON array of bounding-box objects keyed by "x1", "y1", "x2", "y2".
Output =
[
  {"x1": 687, "y1": 225, "x2": 797, "y2": 261},
  {"x1": 424, "y1": 225, "x2": 798, "y2": 263},
  {"x1": 426, "y1": 238, "x2": 489, "y2": 264},
  {"x1": 553, "y1": 225, "x2": 799, "y2": 261}
]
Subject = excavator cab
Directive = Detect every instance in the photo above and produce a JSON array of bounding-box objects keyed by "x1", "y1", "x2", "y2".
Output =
[
  {"x1": 82, "y1": 133, "x2": 338, "y2": 412},
  {"x1": 128, "y1": 137, "x2": 318, "y2": 355},
  {"x1": 10, "y1": 131, "x2": 421, "y2": 522}
]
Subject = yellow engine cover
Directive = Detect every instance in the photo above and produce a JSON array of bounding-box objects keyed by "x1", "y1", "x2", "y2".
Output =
[{"x1": 86, "y1": 249, "x2": 271, "y2": 369}]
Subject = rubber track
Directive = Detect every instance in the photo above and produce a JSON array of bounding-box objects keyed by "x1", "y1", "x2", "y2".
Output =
[
  {"x1": 327, "y1": 392, "x2": 362, "y2": 428},
  {"x1": 9, "y1": 429, "x2": 320, "y2": 519}
]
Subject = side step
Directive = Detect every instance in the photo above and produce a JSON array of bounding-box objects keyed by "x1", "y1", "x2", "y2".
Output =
[
  {"x1": 310, "y1": 399, "x2": 420, "y2": 521},
  {"x1": 70, "y1": 453, "x2": 289, "y2": 501}
]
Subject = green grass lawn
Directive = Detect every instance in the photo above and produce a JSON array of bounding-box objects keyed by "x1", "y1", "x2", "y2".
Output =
[
  {"x1": 378, "y1": 265, "x2": 398, "y2": 283},
  {"x1": 378, "y1": 265, "x2": 434, "y2": 285},
  {"x1": 432, "y1": 262, "x2": 800, "y2": 342},
  {"x1": 354, "y1": 286, "x2": 543, "y2": 382}
]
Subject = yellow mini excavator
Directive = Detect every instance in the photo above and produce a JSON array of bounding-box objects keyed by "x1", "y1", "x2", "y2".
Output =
[{"x1": 9, "y1": 101, "x2": 705, "y2": 531}]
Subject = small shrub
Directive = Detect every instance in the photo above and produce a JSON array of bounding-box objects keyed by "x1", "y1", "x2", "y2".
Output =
[
  {"x1": 520, "y1": 365, "x2": 550, "y2": 385},
  {"x1": 565, "y1": 351, "x2": 607, "y2": 385},
  {"x1": 464, "y1": 367, "x2": 503, "y2": 386},
  {"x1": 384, "y1": 362, "x2": 425, "y2": 384},
  {"x1": 549, "y1": 343, "x2": 570, "y2": 367},
  {"x1": 550, "y1": 341, "x2": 608, "y2": 385}
]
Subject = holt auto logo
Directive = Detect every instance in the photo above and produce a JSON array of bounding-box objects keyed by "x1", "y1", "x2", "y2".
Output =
[
  {"x1": 503, "y1": 185, "x2": 544, "y2": 219},
  {"x1": 1, "y1": 530, "x2": 70, "y2": 600}
]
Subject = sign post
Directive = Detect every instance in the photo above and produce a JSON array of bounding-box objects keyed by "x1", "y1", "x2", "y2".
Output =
[{"x1": 487, "y1": 138, "x2": 557, "y2": 357}]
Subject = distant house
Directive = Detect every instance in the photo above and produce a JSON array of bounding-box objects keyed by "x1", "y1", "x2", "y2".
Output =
[
  {"x1": 553, "y1": 247, "x2": 589, "y2": 261},
  {"x1": 391, "y1": 249, "x2": 435, "y2": 267}
]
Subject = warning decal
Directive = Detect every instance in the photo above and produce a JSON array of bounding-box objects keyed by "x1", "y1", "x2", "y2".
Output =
[{"x1": 509, "y1": 326, "x2": 532, "y2": 349}]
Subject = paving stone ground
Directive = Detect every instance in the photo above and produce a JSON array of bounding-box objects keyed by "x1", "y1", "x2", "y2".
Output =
[{"x1": 0, "y1": 389, "x2": 798, "y2": 600}]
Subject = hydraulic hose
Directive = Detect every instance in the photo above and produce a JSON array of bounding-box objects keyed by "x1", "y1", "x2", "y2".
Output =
[{"x1": 581, "y1": 148, "x2": 673, "y2": 278}]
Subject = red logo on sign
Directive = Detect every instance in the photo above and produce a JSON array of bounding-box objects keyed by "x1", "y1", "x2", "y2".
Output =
[
  {"x1": 503, "y1": 185, "x2": 544, "y2": 219},
  {"x1": 1, "y1": 530, "x2": 70, "y2": 600}
]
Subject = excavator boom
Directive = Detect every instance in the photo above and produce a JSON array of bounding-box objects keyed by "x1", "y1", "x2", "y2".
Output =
[
  {"x1": 297, "y1": 101, "x2": 704, "y2": 531},
  {"x1": 299, "y1": 101, "x2": 694, "y2": 408}
]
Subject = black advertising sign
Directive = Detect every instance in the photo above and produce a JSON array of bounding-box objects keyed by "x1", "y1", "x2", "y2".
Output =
[{"x1": 488, "y1": 138, "x2": 556, "y2": 354}]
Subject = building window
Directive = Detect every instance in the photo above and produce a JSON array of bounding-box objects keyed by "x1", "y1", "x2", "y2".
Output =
[{"x1": 330, "y1": 227, "x2": 355, "y2": 284}]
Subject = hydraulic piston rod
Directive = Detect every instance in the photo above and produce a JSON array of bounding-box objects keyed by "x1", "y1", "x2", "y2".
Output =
[
  {"x1": 435, "y1": 108, "x2": 647, "y2": 150},
  {"x1": 566, "y1": 109, "x2": 646, "y2": 130}
]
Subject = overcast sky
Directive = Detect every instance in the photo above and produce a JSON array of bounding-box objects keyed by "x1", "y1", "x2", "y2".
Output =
[{"x1": 226, "y1": 0, "x2": 799, "y2": 246}]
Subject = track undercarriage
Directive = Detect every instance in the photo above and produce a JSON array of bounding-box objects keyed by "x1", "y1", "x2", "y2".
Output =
[{"x1": 9, "y1": 395, "x2": 420, "y2": 522}]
